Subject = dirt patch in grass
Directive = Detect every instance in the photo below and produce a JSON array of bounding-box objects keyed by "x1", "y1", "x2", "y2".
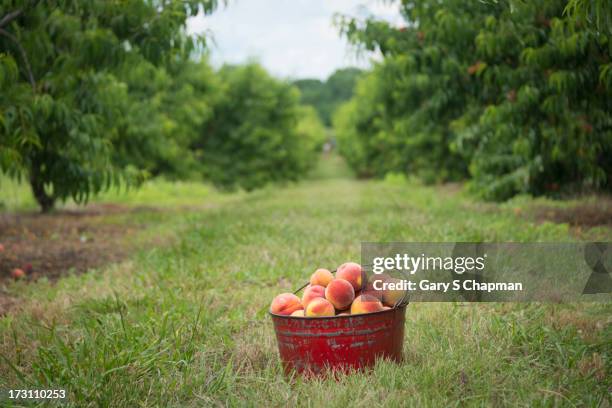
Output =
[
  {"x1": 0, "y1": 204, "x2": 148, "y2": 309},
  {"x1": 0, "y1": 289, "x2": 17, "y2": 316},
  {"x1": 531, "y1": 198, "x2": 612, "y2": 228}
]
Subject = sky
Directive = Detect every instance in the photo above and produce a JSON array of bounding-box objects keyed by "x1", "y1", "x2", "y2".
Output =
[{"x1": 187, "y1": 0, "x2": 403, "y2": 80}]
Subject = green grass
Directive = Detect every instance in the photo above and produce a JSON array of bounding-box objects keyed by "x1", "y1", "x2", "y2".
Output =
[
  {"x1": 94, "y1": 178, "x2": 228, "y2": 208},
  {"x1": 0, "y1": 157, "x2": 610, "y2": 407},
  {"x1": 307, "y1": 151, "x2": 355, "y2": 181},
  {"x1": 0, "y1": 174, "x2": 38, "y2": 212},
  {"x1": 0, "y1": 173, "x2": 223, "y2": 211}
]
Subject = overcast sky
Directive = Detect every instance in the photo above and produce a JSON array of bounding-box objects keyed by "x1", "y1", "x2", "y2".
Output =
[{"x1": 187, "y1": 0, "x2": 403, "y2": 80}]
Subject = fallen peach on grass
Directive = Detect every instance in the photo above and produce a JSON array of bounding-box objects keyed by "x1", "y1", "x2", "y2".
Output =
[{"x1": 11, "y1": 268, "x2": 26, "y2": 280}]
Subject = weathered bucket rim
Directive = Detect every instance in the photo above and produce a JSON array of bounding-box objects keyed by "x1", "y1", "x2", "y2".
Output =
[{"x1": 269, "y1": 304, "x2": 407, "y2": 320}]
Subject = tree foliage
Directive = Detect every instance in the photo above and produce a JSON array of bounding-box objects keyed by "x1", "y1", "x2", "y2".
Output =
[
  {"x1": 1, "y1": 1, "x2": 325, "y2": 212},
  {"x1": 196, "y1": 64, "x2": 324, "y2": 191},
  {"x1": 293, "y1": 67, "x2": 363, "y2": 126},
  {"x1": 0, "y1": 0, "x2": 219, "y2": 211},
  {"x1": 112, "y1": 57, "x2": 219, "y2": 180},
  {"x1": 335, "y1": 0, "x2": 611, "y2": 199}
]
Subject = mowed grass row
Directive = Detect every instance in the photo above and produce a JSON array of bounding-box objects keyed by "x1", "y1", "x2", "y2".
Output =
[{"x1": 0, "y1": 172, "x2": 610, "y2": 406}]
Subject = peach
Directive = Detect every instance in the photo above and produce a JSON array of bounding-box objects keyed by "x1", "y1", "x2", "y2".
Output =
[
  {"x1": 382, "y1": 306, "x2": 392, "y2": 310},
  {"x1": 291, "y1": 310, "x2": 305, "y2": 317},
  {"x1": 337, "y1": 312, "x2": 350, "y2": 316},
  {"x1": 362, "y1": 277, "x2": 384, "y2": 301},
  {"x1": 270, "y1": 293, "x2": 303, "y2": 316},
  {"x1": 336, "y1": 262, "x2": 363, "y2": 291},
  {"x1": 350, "y1": 294, "x2": 384, "y2": 315},
  {"x1": 11, "y1": 268, "x2": 25, "y2": 280},
  {"x1": 305, "y1": 298, "x2": 335, "y2": 317},
  {"x1": 325, "y1": 278, "x2": 355, "y2": 310},
  {"x1": 310, "y1": 268, "x2": 333, "y2": 287},
  {"x1": 302, "y1": 285, "x2": 325, "y2": 308},
  {"x1": 382, "y1": 277, "x2": 407, "y2": 307}
]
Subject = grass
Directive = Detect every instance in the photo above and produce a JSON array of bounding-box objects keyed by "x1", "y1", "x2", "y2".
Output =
[
  {"x1": 0, "y1": 174, "x2": 38, "y2": 212},
  {"x1": 0, "y1": 155, "x2": 610, "y2": 407},
  {"x1": 0, "y1": 174, "x2": 224, "y2": 212}
]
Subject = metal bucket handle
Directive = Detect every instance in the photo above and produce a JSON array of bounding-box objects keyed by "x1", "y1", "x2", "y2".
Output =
[{"x1": 293, "y1": 267, "x2": 409, "y2": 309}]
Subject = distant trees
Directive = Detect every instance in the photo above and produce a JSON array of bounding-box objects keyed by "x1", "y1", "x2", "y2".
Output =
[
  {"x1": 196, "y1": 64, "x2": 325, "y2": 191},
  {"x1": 112, "y1": 58, "x2": 219, "y2": 180},
  {"x1": 293, "y1": 68, "x2": 363, "y2": 126},
  {"x1": 335, "y1": 0, "x2": 611, "y2": 199}
]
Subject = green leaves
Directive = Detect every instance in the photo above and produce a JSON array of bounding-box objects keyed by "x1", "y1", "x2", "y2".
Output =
[
  {"x1": 197, "y1": 63, "x2": 323, "y2": 191},
  {"x1": 335, "y1": 0, "x2": 612, "y2": 200},
  {"x1": 564, "y1": 0, "x2": 612, "y2": 35},
  {"x1": 292, "y1": 68, "x2": 363, "y2": 127},
  {"x1": 0, "y1": 0, "x2": 220, "y2": 211}
]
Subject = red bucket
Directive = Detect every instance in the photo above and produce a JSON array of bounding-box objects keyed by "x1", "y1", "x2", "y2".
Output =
[{"x1": 270, "y1": 305, "x2": 407, "y2": 375}]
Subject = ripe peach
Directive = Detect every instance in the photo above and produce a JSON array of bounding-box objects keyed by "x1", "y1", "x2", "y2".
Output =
[
  {"x1": 302, "y1": 285, "x2": 325, "y2": 308},
  {"x1": 270, "y1": 293, "x2": 303, "y2": 316},
  {"x1": 337, "y1": 312, "x2": 350, "y2": 316},
  {"x1": 336, "y1": 262, "x2": 363, "y2": 291},
  {"x1": 325, "y1": 278, "x2": 355, "y2": 310},
  {"x1": 11, "y1": 268, "x2": 25, "y2": 280},
  {"x1": 350, "y1": 294, "x2": 384, "y2": 315},
  {"x1": 362, "y1": 277, "x2": 384, "y2": 301},
  {"x1": 291, "y1": 310, "x2": 305, "y2": 317},
  {"x1": 382, "y1": 306, "x2": 392, "y2": 310},
  {"x1": 382, "y1": 277, "x2": 407, "y2": 307},
  {"x1": 305, "y1": 298, "x2": 335, "y2": 317},
  {"x1": 310, "y1": 268, "x2": 333, "y2": 287}
]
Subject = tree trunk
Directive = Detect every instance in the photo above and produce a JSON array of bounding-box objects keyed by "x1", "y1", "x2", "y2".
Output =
[{"x1": 29, "y1": 172, "x2": 55, "y2": 213}]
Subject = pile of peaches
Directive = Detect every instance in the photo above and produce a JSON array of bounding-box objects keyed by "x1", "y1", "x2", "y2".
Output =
[{"x1": 270, "y1": 262, "x2": 404, "y2": 317}]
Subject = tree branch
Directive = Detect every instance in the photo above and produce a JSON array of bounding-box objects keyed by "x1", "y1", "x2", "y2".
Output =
[
  {"x1": 0, "y1": 28, "x2": 36, "y2": 91},
  {"x1": 0, "y1": 9, "x2": 22, "y2": 28}
]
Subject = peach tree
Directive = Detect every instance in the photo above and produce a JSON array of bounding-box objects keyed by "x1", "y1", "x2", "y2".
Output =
[
  {"x1": 0, "y1": 0, "x2": 219, "y2": 211},
  {"x1": 335, "y1": 0, "x2": 611, "y2": 199},
  {"x1": 455, "y1": 0, "x2": 612, "y2": 199},
  {"x1": 196, "y1": 63, "x2": 325, "y2": 191}
]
